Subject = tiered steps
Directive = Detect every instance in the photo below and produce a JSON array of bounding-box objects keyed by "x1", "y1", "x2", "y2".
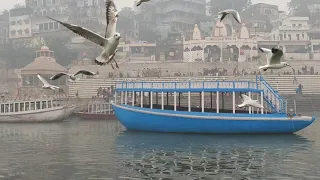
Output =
[
  {"x1": 263, "y1": 75, "x2": 320, "y2": 95},
  {"x1": 69, "y1": 61, "x2": 320, "y2": 78}
]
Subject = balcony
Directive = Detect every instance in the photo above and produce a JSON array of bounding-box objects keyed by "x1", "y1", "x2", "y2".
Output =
[
  {"x1": 157, "y1": 5, "x2": 205, "y2": 15},
  {"x1": 161, "y1": 16, "x2": 196, "y2": 24},
  {"x1": 278, "y1": 25, "x2": 309, "y2": 31}
]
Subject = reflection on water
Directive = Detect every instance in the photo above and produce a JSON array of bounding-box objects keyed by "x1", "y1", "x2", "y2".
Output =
[
  {"x1": 0, "y1": 117, "x2": 318, "y2": 179},
  {"x1": 115, "y1": 132, "x2": 313, "y2": 179}
]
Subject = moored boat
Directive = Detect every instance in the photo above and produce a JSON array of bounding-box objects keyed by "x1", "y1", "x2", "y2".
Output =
[
  {"x1": 74, "y1": 101, "x2": 116, "y2": 120},
  {"x1": 112, "y1": 75, "x2": 316, "y2": 134},
  {"x1": 0, "y1": 99, "x2": 76, "y2": 123}
]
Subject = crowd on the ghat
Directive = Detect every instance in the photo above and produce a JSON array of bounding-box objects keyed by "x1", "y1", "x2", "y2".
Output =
[
  {"x1": 95, "y1": 65, "x2": 319, "y2": 79},
  {"x1": 75, "y1": 86, "x2": 115, "y2": 101}
]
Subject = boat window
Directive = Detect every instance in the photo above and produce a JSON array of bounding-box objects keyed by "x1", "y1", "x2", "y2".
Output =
[
  {"x1": 15, "y1": 103, "x2": 19, "y2": 112},
  {"x1": 1, "y1": 104, "x2": 4, "y2": 113},
  {"x1": 102, "y1": 104, "x2": 105, "y2": 114},
  {"x1": 36, "y1": 101, "x2": 40, "y2": 110},
  {"x1": 48, "y1": 101, "x2": 52, "y2": 108},
  {"x1": 10, "y1": 103, "x2": 13, "y2": 112},
  {"x1": 20, "y1": 103, "x2": 24, "y2": 111},
  {"x1": 30, "y1": 102, "x2": 35, "y2": 110},
  {"x1": 42, "y1": 101, "x2": 47, "y2": 109},
  {"x1": 5, "y1": 104, "x2": 9, "y2": 113},
  {"x1": 89, "y1": 104, "x2": 93, "y2": 113},
  {"x1": 96, "y1": 104, "x2": 100, "y2": 114},
  {"x1": 25, "y1": 102, "x2": 29, "y2": 111}
]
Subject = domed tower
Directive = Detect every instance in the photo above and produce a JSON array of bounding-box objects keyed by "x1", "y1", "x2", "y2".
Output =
[
  {"x1": 212, "y1": 21, "x2": 227, "y2": 37},
  {"x1": 192, "y1": 24, "x2": 202, "y2": 40},
  {"x1": 238, "y1": 24, "x2": 250, "y2": 39},
  {"x1": 20, "y1": 46, "x2": 68, "y2": 99}
]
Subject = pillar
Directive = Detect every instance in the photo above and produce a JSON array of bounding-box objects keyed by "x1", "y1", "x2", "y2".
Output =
[
  {"x1": 150, "y1": 91, "x2": 153, "y2": 109},
  {"x1": 174, "y1": 91, "x2": 177, "y2": 111},
  {"x1": 132, "y1": 91, "x2": 135, "y2": 106},
  {"x1": 201, "y1": 91, "x2": 204, "y2": 113},
  {"x1": 260, "y1": 91, "x2": 264, "y2": 114},
  {"x1": 125, "y1": 91, "x2": 127, "y2": 105},
  {"x1": 210, "y1": 92, "x2": 213, "y2": 109},
  {"x1": 249, "y1": 91, "x2": 252, "y2": 114},
  {"x1": 188, "y1": 91, "x2": 191, "y2": 112},
  {"x1": 141, "y1": 91, "x2": 143, "y2": 108},
  {"x1": 216, "y1": 91, "x2": 219, "y2": 113},
  {"x1": 232, "y1": 91, "x2": 235, "y2": 114},
  {"x1": 161, "y1": 91, "x2": 164, "y2": 110}
]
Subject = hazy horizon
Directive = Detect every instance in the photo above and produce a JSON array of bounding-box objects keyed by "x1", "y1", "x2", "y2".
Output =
[{"x1": 2, "y1": 0, "x2": 289, "y2": 12}]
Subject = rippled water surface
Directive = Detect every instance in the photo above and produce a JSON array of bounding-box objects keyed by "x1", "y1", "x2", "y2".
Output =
[{"x1": 0, "y1": 114, "x2": 320, "y2": 180}]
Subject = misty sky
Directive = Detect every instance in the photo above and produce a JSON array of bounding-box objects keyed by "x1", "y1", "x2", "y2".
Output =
[{"x1": 2, "y1": 0, "x2": 289, "y2": 12}]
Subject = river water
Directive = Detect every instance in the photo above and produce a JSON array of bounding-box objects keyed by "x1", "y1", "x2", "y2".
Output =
[{"x1": 0, "y1": 114, "x2": 319, "y2": 180}]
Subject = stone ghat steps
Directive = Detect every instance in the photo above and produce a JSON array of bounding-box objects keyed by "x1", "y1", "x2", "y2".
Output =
[
  {"x1": 69, "y1": 61, "x2": 320, "y2": 77},
  {"x1": 285, "y1": 94, "x2": 320, "y2": 113},
  {"x1": 68, "y1": 75, "x2": 320, "y2": 98}
]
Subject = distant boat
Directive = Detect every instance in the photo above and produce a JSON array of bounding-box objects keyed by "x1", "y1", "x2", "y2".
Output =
[
  {"x1": 0, "y1": 99, "x2": 75, "y2": 123},
  {"x1": 74, "y1": 101, "x2": 116, "y2": 120}
]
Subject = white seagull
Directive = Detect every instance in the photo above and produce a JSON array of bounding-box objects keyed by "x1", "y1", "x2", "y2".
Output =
[
  {"x1": 37, "y1": 73, "x2": 60, "y2": 90},
  {"x1": 218, "y1": 9, "x2": 242, "y2": 24},
  {"x1": 50, "y1": 70, "x2": 96, "y2": 82},
  {"x1": 136, "y1": 0, "x2": 151, "y2": 7},
  {"x1": 258, "y1": 47, "x2": 290, "y2": 72},
  {"x1": 46, "y1": 0, "x2": 121, "y2": 68},
  {"x1": 103, "y1": 0, "x2": 120, "y2": 69},
  {"x1": 238, "y1": 94, "x2": 264, "y2": 109}
]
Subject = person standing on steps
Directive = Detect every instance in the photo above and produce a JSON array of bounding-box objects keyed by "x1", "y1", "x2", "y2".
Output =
[{"x1": 298, "y1": 84, "x2": 303, "y2": 94}]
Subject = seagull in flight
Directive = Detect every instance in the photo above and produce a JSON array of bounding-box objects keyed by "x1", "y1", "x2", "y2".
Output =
[
  {"x1": 100, "y1": 0, "x2": 120, "y2": 69},
  {"x1": 46, "y1": 0, "x2": 121, "y2": 68},
  {"x1": 238, "y1": 94, "x2": 264, "y2": 109},
  {"x1": 258, "y1": 47, "x2": 291, "y2": 72},
  {"x1": 50, "y1": 70, "x2": 96, "y2": 83},
  {"x1": 136, "y1": 0, "x2": 151, "y2": 7},
  {"x1": 218, "y1": 9, "x2": 242, "y2": 24},
  {"x1": 37, "y1": 73, "x2": 60, "y2": 90}
]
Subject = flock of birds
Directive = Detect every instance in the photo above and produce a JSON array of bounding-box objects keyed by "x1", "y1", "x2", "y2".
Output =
[{"x1": 34, "y1": 0, "x2": 293, "y2": 110}]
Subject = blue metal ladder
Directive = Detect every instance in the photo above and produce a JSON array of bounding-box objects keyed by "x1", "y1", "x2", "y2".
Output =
[{"x1": 257, "y1": 75, "x2": 287, "y2": 114}]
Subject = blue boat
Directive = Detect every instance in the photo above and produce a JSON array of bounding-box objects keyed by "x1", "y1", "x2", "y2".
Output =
[{"x1": 112, "y1": 75, "x2": 316, "y2": 134}]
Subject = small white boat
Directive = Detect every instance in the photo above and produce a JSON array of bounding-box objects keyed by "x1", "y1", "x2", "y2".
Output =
[{"x1": 0, "y1": 99, "x2": 76, "y2": 123}]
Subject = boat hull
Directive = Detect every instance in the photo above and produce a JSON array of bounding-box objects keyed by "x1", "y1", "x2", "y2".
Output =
[
  {"x1": 74, "y1": 112, "x2": 117, "y2": 120},
  {"x1": 0, "y1": 105, "x2": 76, "y2": 123},
  {"x1": 112, "y1": 104, "x2": 316, "y2": 134}
]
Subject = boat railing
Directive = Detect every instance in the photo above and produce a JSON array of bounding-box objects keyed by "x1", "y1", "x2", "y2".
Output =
[
  {"x1": 116, "y1": 81, "x2": 259, "y2": 91},
  {"x1": 257, "y1": 75, "x2": 286, "y2": 114},
  {"x1": 0, "y1": 99, "x2": 64, "y2": 114},
  {"x1": 87, "y1": 102, "x2": 114, "y2": 114}
]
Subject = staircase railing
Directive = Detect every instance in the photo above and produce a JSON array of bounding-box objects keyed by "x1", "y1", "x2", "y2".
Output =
[{"x1": 257, "y1": 75, "x2": 287, "y2": 114}]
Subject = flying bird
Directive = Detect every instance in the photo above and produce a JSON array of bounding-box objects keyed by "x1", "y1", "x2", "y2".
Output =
[
  {"x1": 258, "y1": 47, "x2": 290, "y2": 72},
  {"x1": 218, "y1": 9, "x2": 242, "y2": 24},
  {"x1": 102, "y1": 0, "x2": 120, "y2": 69},
  {"x1": 136, "y1": 0, "x2": 151, "y2": 7},
  {"x1": 37, "y1": 73, "x2": 60, "y2": 90},
  {"x1": 50, "y1": 70, "x2": 96, "y2": 82},
  {"x1": 46, "y1": 1, "x2": 121, "y2": 68},
  {"x1": 238, "y1": 94, "x2": 264, "y2": 109}
]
